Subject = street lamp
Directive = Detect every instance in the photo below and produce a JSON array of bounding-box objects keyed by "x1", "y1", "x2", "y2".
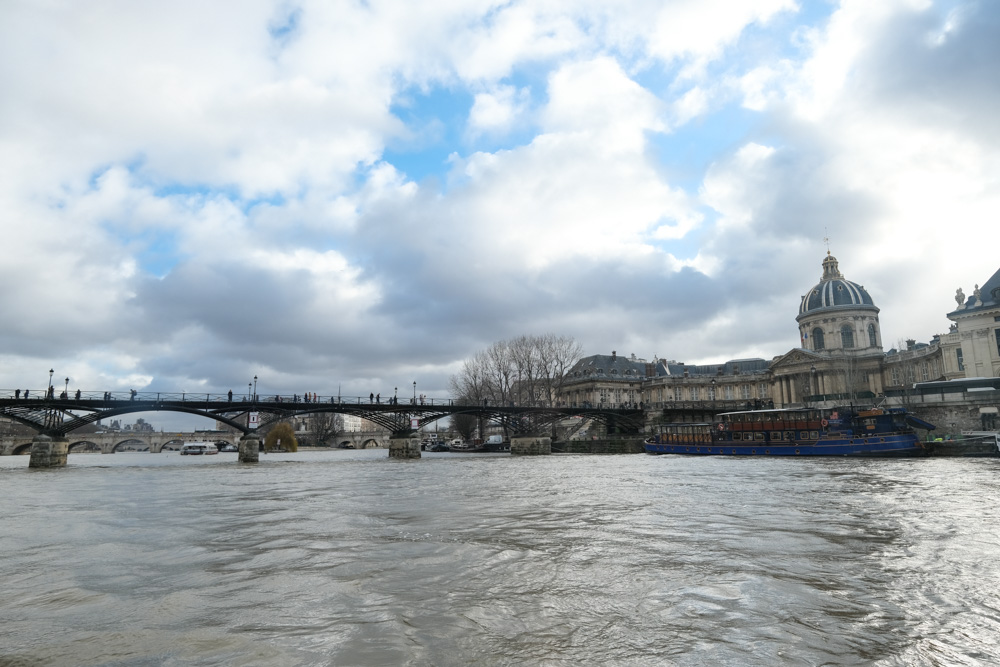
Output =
[
  {"x1": 413, "y1": 381, "x2": 416, "y2": 404},
  {"x1": 48, "y1": 369, "x2": 53, "y2": 390},
  {"x1": 253, "y1": 375, "x2": 258, "y2": 401},
  {"x1": 64, "y1": 377, "x2": 69, "y2": 397},
  {"x1": 394, "y1": 387, "x2": 397, "y2": 403},
  {"x1": 248, "y1": 382, "x2": 252, "y2": 401}
]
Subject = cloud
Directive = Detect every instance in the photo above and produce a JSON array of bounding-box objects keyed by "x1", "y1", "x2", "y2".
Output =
[{"x1": 0, "y1": 0, "x2": 997, "y2": 432}]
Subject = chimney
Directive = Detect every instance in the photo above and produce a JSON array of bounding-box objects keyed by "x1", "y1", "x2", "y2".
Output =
[
  {"x1": 611, "y1": 350, "x2": 617, "y2": 360},
  {"x1": 906, "y1": 339, "x2": 915, "y2": 350}
]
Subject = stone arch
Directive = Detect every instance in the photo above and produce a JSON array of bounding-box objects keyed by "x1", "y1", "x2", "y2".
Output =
[
  {"x1": 68, "y1": 441, "x2": 102, "y2": 453},
  {"x1": 159, "y1": 440, "x2": 185, "y2": 452},
  {"x1": 113, "y1": 439, "x2": 149, "y2": 452},
  {"x1": 12, "y1": 442, "x2": 33, "y2": 455},
  {"x1": 360, "y1": 439, "x2": 381, "y2": 449}
]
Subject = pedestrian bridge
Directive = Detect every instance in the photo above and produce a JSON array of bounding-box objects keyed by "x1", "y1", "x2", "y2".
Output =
[{"x1": 0, "y1": 390, "x2": 645, "y2": 438}]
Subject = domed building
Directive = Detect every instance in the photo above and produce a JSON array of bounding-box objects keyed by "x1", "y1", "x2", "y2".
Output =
[
  {"x1": 796, "y1": 253, "x2": 883, "y2": 354},
  {"x1": 769, "y1": 253, "x2": 888, "y2": 405},
  {"x1": 561, "y1": 250, "x2": 997, "y2": 433}
]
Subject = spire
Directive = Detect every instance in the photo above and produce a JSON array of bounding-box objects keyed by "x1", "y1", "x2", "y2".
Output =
[{"x1": 821, "y1": 251, "x2": 842, "y2": 281}]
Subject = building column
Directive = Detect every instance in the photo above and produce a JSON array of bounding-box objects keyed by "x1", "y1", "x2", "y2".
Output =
[
  {"x1": 511, "y1": 436, "x2": 551, "y2": 455},
  {"x1": 239, "y1": 432, "x2": 261, "y2": 463},
  {"x1": 28, "y1": 434, "x2": 69, "y2": 468},
  {"x1": 388, "y1": 435, "x2": 421, "y2": 459}
]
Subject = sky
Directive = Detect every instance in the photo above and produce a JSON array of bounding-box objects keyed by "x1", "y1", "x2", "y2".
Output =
[{"x1": 2, "y1": 0, "x2": 998, "y2": 430}]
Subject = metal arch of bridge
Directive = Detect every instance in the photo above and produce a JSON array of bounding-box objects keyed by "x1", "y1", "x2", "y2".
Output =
[{"x1": 0, "y1": 395, "x2": 646, "y2": 437}]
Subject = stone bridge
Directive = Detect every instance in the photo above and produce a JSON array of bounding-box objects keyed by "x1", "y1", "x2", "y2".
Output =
[
  {"x1": 0, "y1": 430, "x2": 393, "y2": 456},
  {"x1": 0, "y1": 431, "x2": 241, "y2": 456}
]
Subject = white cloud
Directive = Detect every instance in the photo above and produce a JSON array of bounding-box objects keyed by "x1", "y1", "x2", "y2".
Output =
[
  {"x1": 1, "y1": 0, "x2": 997, "y2": 417},
  {"x1": 468, "y1": 85, "x2": 529, "y2": 135}
]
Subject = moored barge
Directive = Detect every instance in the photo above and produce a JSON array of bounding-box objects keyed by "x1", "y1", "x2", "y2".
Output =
[{"x1": 644, "y1": 407, "x2": 934, "y2": 457}]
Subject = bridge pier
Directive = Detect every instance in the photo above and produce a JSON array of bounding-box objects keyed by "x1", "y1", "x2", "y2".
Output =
[
  {"x1": 239, "y1": 433, "x2": 261, "y2": 463},
  {"x1": 28, "y1": 435, "x2": 69, "y2": 468},
  {"x1": 388, "y1": 435, "x2": 421, "y2": 459},
  {"x1": 511, "y1": 436, "x2": 551, "y2": 455}
]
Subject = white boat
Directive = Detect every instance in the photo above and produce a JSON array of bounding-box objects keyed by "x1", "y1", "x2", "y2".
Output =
[{"x1": 180, "y1": 442, "x2": 218, "y2": 455}]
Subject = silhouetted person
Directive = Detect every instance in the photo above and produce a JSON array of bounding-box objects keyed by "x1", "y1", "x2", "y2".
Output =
[
  {"x1": 75, "y1": 389, "x2": 81, "y2": 400},
  {"x1": 15, "y1": 389, "x2": 20, "y2": 399},
  {"x1": 376, "y1": 393, "x2": 380, "y2": 404},
  {"x1": 24, "y1": 389, "x2": 29, "y2": 399},
  {"x1": 228, "y1": 390, "x2": 232, "y2": 402},
  {"x1": 370, "y1": 392, "x2": 374, "y2": 403}
]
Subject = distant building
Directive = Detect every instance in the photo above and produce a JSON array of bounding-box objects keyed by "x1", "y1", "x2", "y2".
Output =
[{"x1": 944, "y1": 268, "x2": 1000, "y2": 379}]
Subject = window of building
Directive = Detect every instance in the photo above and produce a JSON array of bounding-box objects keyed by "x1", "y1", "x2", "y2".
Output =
[
  {"x1": 841, "y1": 325, "x2": 854, "y2": 349},
  {"x1": 921, "y1": 363, "x2": 929, "y2": 381},
  {"x1": 995, "y1": 329, "x2": 1000, "y2": 357},
  {"x1": 891, "y1": 367, "x2": 900, "y2": 385},
  {"x1": 957, "y1": 348, "x2": 965, "y2": 372},
  {"x1": 905, "y1": 366, "x2": 915, "y2": 384},
  {"x1": 724, "y1": 386, "x2": 734, "y2": 400},
  {"x1": 690, "y1": 387, "x2": 700, "y2": 401},
  {"x1": 758, "y1": 383, "x2": 768, "y2": 398},
  {"x1": 868, "y1": 323, "x2": 877, "y2": 347},
  {"x1": 812, "y1": 327, "x2": 825, "y2": 350},
  {"x1": 673, "y1": 387, "x2": 683, "y2": 402},
  {"x1": 707, "y1": 385, "x2": 716, "y2": 401},
  {"x1": 741, "y1": 384, "x2": 751, "y2": 399}
]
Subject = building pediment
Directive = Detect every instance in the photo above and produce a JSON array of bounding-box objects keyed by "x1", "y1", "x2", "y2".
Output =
[{"x1": 769, "y1": 348, "x2": 824, "y2": 371}]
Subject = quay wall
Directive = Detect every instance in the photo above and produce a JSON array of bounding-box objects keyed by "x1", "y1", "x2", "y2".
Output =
[{"x1": 555, "y1": 438, "x2": 646, "y2": 454}]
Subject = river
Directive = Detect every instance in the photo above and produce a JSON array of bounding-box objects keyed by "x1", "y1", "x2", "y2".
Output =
[{"x1": 2, "y1": 450, "x2": 999, "y2": 666}]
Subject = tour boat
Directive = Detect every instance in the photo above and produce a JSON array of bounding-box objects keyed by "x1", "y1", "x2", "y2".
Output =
[
  {"x1": 180, "y1": 442, "x2": 218, "y2": 455},
  {"x1": 644, "y1": 407, "x2": 935, "y2": 457}
]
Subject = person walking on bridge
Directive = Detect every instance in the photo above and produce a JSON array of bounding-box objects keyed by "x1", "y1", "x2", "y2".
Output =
[{"x1": 228, "y1": 389, "x2": 232, "y2": 402}]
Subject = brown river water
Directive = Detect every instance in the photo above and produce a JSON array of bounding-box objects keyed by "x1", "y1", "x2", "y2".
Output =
[{"x1": 1, "y1": 450, "x2": 999, "y2": 666}]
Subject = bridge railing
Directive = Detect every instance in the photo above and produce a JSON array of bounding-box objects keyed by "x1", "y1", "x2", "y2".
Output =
[
  {"x1": 2, "y1": 391, "x2": 648, "y2": 411},
  {"x1": 1, "y1": 390, "x2": 468, "y2": 407}
]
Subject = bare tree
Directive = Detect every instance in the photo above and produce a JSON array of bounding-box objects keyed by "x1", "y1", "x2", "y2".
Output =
[
  {"x1": 308, "y1": 411, "x2": 343, "y2": 447},
  {"x1": 450, "y1": 334, "x2": 583, "y2": 408},
  {"x1": 450, "y1": 409, "x2": 478, "y2": 440}
]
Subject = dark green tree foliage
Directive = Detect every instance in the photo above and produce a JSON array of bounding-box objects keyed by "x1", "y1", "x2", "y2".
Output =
[{"x1": 264, "y1": 422, "x2": 298, "y2": 452}]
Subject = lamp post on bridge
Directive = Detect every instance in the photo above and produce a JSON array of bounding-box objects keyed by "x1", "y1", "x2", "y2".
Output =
[
  {"x1": 394, "y1": 387, "x2": 397, "y2": 404},
  {"x1": 248, "y1": 382, "x2": 251, "y2": 402},
  {"x1": 253, "y1": 375, "x2": 258, "y2": 402},
  {"x1": 48, "y1": 369, "x2": 53, "y2": 394},
  {"x1": 413, "y1": 381, "x2": 416, "y2": 405},
  {"x1": 64, "y1": 377, "x2": 69, "y2": 398}
]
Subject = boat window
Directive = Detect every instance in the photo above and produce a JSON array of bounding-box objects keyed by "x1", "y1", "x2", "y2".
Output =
[{"x1": 799, "y1": 431, "x2": 808, "y2": 439}]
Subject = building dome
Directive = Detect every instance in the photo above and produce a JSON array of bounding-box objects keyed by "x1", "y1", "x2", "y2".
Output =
[{"x1": 797, "y1": 253, "x2": 878, "y2": 320}]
